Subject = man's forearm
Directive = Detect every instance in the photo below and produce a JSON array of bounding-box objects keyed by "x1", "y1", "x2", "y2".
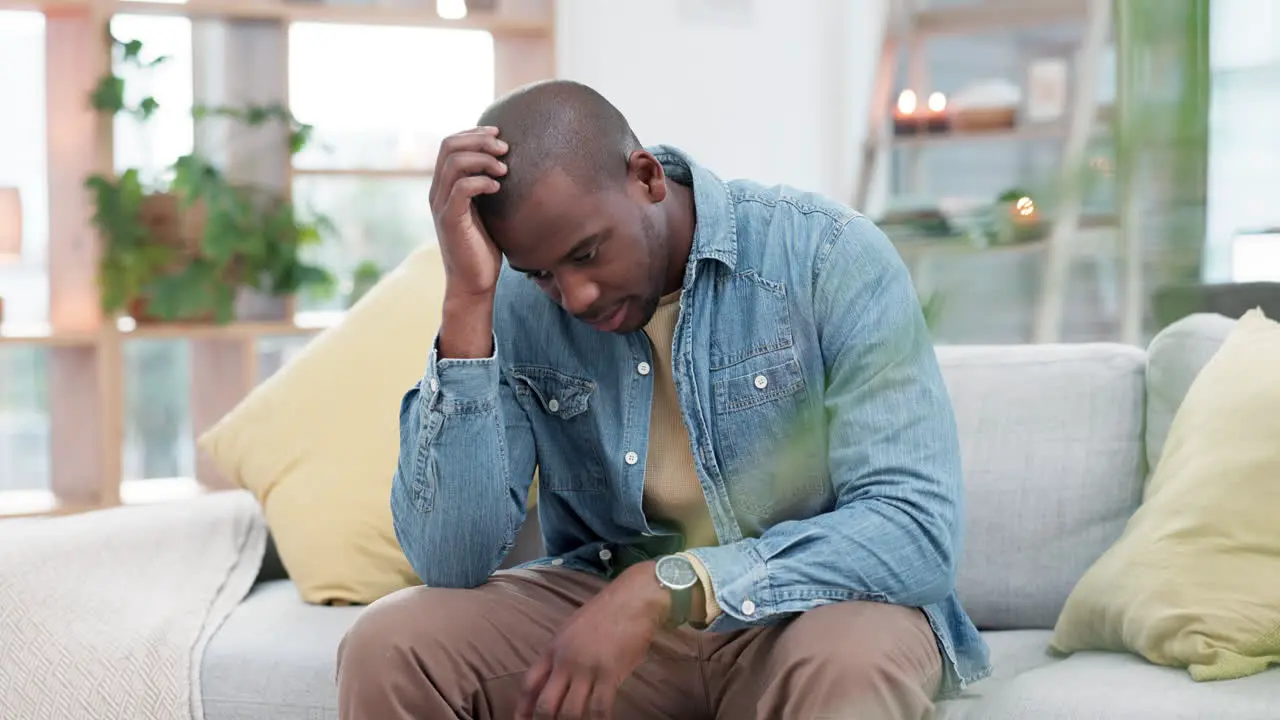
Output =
[
  {"x1": 391, "y1": 338, "x2": 537, "y2": 589},
  {"x1": 438, "y1": 293, "x2": 495, "y2": 359},
  {"x1": 685, "y1": 487, "x2": 957, "y2": 632}
]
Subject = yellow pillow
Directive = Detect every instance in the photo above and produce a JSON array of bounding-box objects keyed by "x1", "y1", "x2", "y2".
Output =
[
  {"x1": 1050, "y1": 308, "x2": 1280, "y2": 681},
  {"x1": 199, "y1": 245, "x2": 438, "y2": 605}
]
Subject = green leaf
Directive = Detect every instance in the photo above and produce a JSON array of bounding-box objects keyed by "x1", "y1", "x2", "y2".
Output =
[
  {"x1": 136, "y1": 96, "x2": 160, "y2": 120},
  {"x1": 90, "y1": 75, "x2": 126, "y2": 113}
]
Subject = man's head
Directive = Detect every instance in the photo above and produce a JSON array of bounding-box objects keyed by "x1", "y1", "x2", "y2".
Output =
[{"x1": 473, "y1": 80, "x2": 684, "y2": 334}]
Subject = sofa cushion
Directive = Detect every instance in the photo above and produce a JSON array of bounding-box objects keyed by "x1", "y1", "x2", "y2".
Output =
[
  {"x1": 1051, "y1": 309, "x2": 1280, "y2": 681},
  {"x1": 200, "y1": 516, "x2": 545, "y2": 720},
  {"x1": 1144, "y1": 312, "x2": 1235, "y2": 471},
  {"x1": 936, "y1": 630, "x2": 1057, "y2": 719},
  {"x1": 973, "y1": 652, "x2": 1280, "y2": 719},
  {"x1": 935, "y1": 344, "x2": 1147, "y2": 630},
  {"x1": 198, "y1": 246, "x2": 447, "y2": 605},
  {"x1": 202, "y1": 579, "x2": 360, "y2": 720}
]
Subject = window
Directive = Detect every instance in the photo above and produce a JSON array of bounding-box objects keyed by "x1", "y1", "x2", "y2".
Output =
[
  {"x1": 288, "y1": 22, "x2": 493, "y2": 309},
  {"x1": 1206, "y1": 0, "x2": 1280, "y2": 281},
  {"x1": 0, "y1": 11, "x2": 51, "y2": 498},
  {"x1": 111, "y1": 14, "x2": 198, "y2": 483},
  {"x1": 1231, "y1": 230, "x2": 1280, "y2": 282},
  {"x1": 0, "y1": 10, "x2": 49, "y2": 324},
  {"x1": 110, "y1": 14, "x2": 194, "y2": 186}
]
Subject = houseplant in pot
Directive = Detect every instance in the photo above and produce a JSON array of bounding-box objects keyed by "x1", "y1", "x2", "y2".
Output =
[{"x1": 86, "y1": 35, "x2": 335, "y2": 324}]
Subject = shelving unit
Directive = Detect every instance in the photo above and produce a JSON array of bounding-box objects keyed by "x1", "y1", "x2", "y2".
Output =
[
  {"x1": 858, "y1": 0, "x2": 1125, "y2": 344},
  {"x1": 0, "y1": 0, "x2": 556, "y2": 517}
]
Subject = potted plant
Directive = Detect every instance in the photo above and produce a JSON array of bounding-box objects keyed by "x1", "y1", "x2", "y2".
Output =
[{"x1": 86, "y1": 34, "x2": 335, "y2": 324}]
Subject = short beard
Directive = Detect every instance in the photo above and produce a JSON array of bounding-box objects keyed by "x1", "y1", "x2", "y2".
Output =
[{"x1": 635, "y1": 210, "x2": 669, "y2": 326}]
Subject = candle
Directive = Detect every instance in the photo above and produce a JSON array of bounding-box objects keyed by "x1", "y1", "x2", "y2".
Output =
[
  {"x1": 925, "y1": 91, "x2": 950, "y2": 133},
  {"x1": 894, "y1": 90, "x2": 920, "y2": 136}
]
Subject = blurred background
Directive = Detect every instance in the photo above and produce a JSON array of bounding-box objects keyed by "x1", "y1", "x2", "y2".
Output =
[{"x1": 0, "y1": 0, "x2": 1274, "y2": 513}]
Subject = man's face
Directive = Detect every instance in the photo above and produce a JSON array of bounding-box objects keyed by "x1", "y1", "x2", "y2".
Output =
[{"x1": 486, "y1": 162, "x2": 669, "y2": 334}]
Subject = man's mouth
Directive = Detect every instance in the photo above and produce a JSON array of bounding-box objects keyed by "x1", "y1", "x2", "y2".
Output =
[{"x1": 584, "y1": 302, "x2": 627, "y2": 332}]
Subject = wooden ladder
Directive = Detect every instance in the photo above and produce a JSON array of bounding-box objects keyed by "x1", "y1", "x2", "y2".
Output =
[{"x1": 854, "y1": 0, "x2": 1116, "y2": 344}]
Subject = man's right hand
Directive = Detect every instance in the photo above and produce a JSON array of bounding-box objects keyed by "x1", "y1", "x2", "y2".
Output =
[{"x1": 429, "y1": 126, "x2": 508, "y2": 359}]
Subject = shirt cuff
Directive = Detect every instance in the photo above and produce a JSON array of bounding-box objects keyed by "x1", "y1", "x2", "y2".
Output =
[
  {"x1": 678, "y1": 551, "x2": 721, "y2": 625},
  {"x1": 683, "y1": 540, "x2": 771, "y2": 632},
  {"x1": 424, "y1": 332, "x2": 501, "y2": 412}
]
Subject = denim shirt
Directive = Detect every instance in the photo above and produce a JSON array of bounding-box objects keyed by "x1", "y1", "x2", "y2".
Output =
[{"x1": 392, "y1": 145, "x2": 992, "y2": 697}]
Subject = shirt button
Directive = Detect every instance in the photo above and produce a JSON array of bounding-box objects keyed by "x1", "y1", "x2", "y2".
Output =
[
  {"x1": 637, "y1": 361, "x2": 651, "y2": 376},
  {"x1": 753, "y1": 374, "x2": 768, "y2": 390},
  {"x1": 429, "y1": 378, "x2": 439, "y2": 392},
  {"x1": 547, "y1": 398, "x2": 560, "y2": 413},
  {"x1": 624, "y1": 451, "x2": 639, "y2": 465},
  {"x1": 741, "y1": 599, "x2": 757, "y2": 616},
  {"x1": 550, "y1": 558, "x2": 564, "y2": 566},
  {"x1": 598, "y1": 548, "x2": 612, "y2": 561}
]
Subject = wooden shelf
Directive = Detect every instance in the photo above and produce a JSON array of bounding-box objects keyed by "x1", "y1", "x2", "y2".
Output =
[
  {"x1": 0, "y1": 0, "x2": 91, "y2": 13},
  {"x1": 0, "y1": 310, "x2": 342, "y2": 347},
  {"x1": 0, "y1": 324, "x2": 100, "y2": 347},
  {"x1": 114, "y1": 309, "x2": 343, "y2": 340},
  {"x1": 0, "y1": 0, "x2": 552, "y2": 33},
  {"x1": 100, "y1": 0, "x2": 551, "y2": 33},
  {"x1": 913, "y1": 0, "x2": 1089, "y2": 37},
  {"x1": 0, "y1": 479, "x2": 207, "y2": 519},
  {"x1": 884, "y1": 122, "x2": 1072, "y2": 149},
  {"x1": 879, "y1": 106, "x2": 1115, "y2": 150}
]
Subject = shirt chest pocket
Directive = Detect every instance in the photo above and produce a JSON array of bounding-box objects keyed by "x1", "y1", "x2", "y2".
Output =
[
  {"x1": 711, "y1": 356, "x2": 827, "y2": 521},
  {"x1": 509, "y1": 366, "x2": 608, "y2": 493}
]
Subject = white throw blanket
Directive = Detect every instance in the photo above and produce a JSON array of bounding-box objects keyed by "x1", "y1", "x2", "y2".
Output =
[{"x1": 0, "y1": 489, "x2": 268, "y2": 720}]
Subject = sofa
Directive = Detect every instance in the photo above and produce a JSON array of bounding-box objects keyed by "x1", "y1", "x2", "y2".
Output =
[{"x1": 196, "y1": 311, "x2": 1280, "y2": 719}]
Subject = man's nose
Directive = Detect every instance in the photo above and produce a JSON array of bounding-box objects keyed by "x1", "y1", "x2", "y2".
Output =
[{"x1": 555, "y1": 270, "x2": 601, "y2": 318}]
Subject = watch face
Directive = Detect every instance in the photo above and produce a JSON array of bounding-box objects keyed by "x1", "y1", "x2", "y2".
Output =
[{"x1": 656, "y1": 555, "x2": 698, "y2": 590}]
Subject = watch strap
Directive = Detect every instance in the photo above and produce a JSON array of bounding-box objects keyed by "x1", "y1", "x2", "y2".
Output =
[{"x1": 665, "y1": 583, "x2": 693, "y2": 628}]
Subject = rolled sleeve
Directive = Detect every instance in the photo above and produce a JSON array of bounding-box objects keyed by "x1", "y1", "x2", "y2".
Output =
[
  {"x1": 424, "y1": 334, "x2": 502, "y2": 413},
  {"x1": 684, "y1": 541, "x2": 774, "y2": 632}
]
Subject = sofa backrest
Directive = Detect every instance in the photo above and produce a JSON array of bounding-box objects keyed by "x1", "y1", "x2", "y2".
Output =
[
  {"x1": 936, "y1": 342, "x2": 1148, "y2": 630},
  {"x1": 937, "y1": 312, "x2": 1238, "y2": 631},
  {"x1": 1144, "y1": 312, "x2": 1236, "y2": 472}
]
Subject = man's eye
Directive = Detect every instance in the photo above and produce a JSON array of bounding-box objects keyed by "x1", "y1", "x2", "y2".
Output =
[
  {"x1": 573, "y1": 247, "x2": 598, "y2": 264},
  {"x1": 525, "y1": 270, "x2": 550, "y2": 281}
]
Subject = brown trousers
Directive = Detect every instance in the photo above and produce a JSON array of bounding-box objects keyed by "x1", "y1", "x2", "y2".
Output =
[{"x1": 336, "y1": 567, "x2": 941, "y2": 720}]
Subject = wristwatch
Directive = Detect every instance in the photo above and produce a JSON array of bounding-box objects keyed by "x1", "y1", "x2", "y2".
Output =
[{"x1": 654, "y1": 554, "x2": 699, "y2": 628}]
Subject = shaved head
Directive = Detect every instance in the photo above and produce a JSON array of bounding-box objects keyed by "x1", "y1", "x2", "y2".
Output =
[
  {"x1": 457, "y1": 79, "x2": 692, "y2": 336},
  {"x1": 473, "y1": 80, "x2": 642, "y2": 225}
]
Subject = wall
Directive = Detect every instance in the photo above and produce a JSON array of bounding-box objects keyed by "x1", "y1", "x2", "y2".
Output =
[{"x1": 553, "y1": 0, "x2": 887, "y2": 209}]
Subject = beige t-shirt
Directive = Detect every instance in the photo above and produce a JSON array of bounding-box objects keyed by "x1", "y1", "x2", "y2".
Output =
[{"x1": 640, "y1": 291, "x2": 721, "y2": 622}]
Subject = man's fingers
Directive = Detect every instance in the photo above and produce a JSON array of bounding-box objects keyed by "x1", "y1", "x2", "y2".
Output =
[
  {"x1": 433, "y1": 127, "x2": 507, "y2": 176},
  {"x1": 432, "y1": 147, "x2": 506, "y2": 202},
  {"x1": 429, "y1": 150, "x2": 505, "y2": 207},
  {"x1": 441, "y1": 175, "x2": 500, "y2": 217},
  {"x1": 515, "y1": 655, "x2": 553, "y2": 720},
  {"x1": 531, "y1": 671, "x2": 571, "y2": 720},
  {"x1": 443, "y1": 149, "x2": 508, "y2": 175},
  {"x1": 555, "y1": 675, "x2": 593, "y2": 720},
  {"x1": 587, "y1": 679, "x2": 615, "y2": 720}
]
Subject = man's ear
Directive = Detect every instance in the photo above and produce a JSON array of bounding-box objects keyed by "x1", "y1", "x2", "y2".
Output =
[{"x1": 626, "y1": 150, "x2": 667, "y2": 204}]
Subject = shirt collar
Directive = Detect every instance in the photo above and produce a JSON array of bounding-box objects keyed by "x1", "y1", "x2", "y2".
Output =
[{"x1": 648, "y1": 145, "x2": 738, "y2": 272}]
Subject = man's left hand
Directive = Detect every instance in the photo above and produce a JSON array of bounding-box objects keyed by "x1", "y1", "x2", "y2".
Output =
[{"x1": 515, "y1": 560, "x2": 671, "y2": 720}]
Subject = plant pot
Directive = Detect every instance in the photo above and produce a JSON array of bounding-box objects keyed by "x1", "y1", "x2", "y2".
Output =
[
  {"x1": 235, "y1": 288, "x2": 293, "y2": 322},
  {"x1": 127, "y1": 295, "x2": 215, "y2": 325},
  {"x1": 138, "y1": 192, "x2": 207, "y2": 258}
]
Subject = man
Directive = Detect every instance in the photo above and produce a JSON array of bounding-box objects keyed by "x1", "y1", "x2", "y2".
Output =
[{"x1": 337, "y1": 79, "x2": 990, "y2": 719}]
